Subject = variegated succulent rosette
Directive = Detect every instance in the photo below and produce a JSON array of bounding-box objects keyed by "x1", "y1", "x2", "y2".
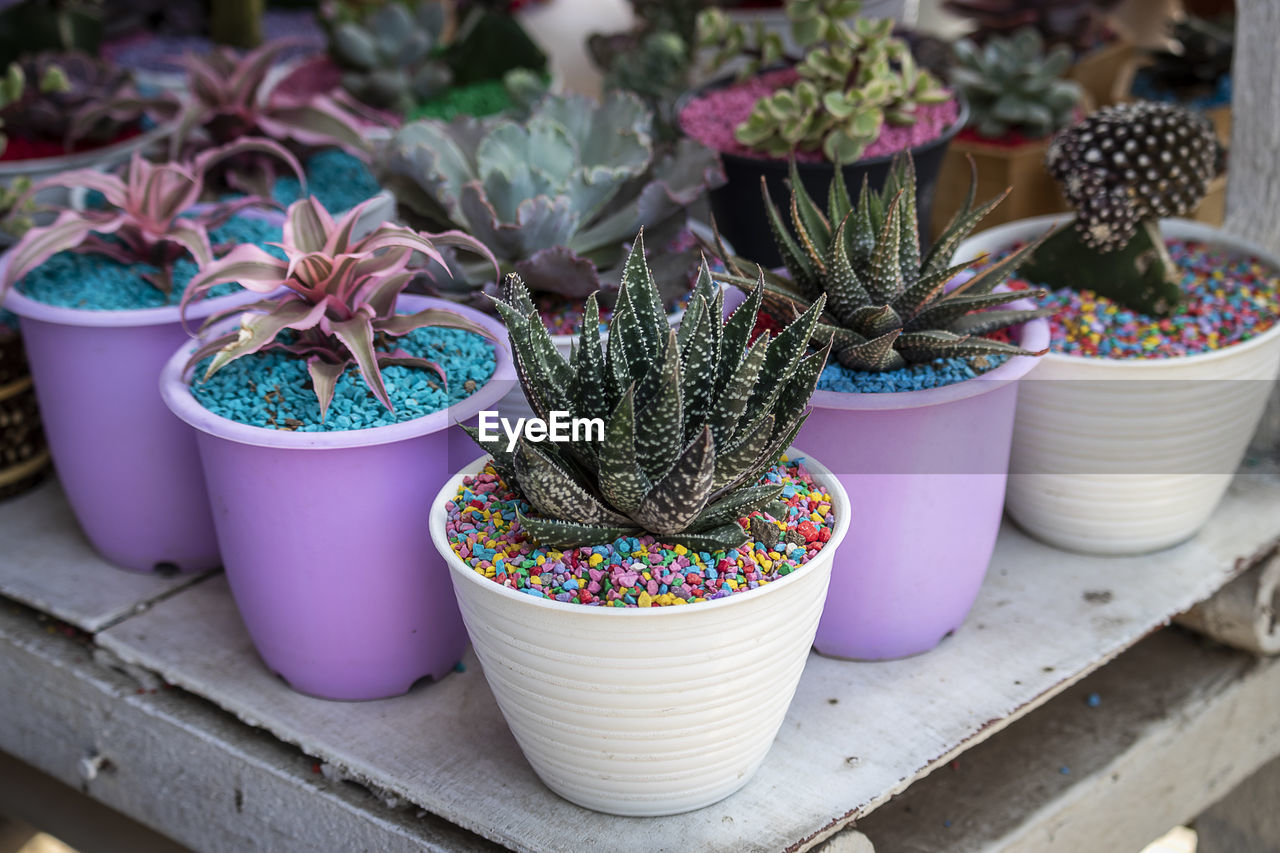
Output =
[{"x1": 182, "y1": 195, "x2": 501, "y2": 420}]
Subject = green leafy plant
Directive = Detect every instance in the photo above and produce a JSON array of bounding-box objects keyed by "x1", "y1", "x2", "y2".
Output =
[
  {"x1": 0, "y1": 0, "x2": 103, "y2": 67},
  {"x1": 710, "y1": 155, "x2": 1050, "y2": 372},
  {"x1": 950, "y1": 28, "x2": 1083, "y2": 140},
  {"x1": 0, "y1": 178, "x2": 37, "y2": 249},
  {"x1": 696, "y1": 0, "x2": 950, "y2": 163},
  {"x1": 467, "y1": 231, "x2": 829, "y2": 550},
  {"x1": 1020, "y1": 101, "x2": 1222, "y2": 317},
  {"x1": 942, "y1": 0, "x2": 1121, "y2": 55},
  {"x1": 183, "y1": 195, "x2": 500, "y2": 420},
  {"x1": 320, "y1": 0, "x2": 453, "y2": 113},
  {"x1": 374, "y1": 91, "x2": 725, "y2": 310}
]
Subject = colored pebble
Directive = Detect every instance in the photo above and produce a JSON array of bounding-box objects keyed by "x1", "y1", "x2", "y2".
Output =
[
  {"x1": 1086, "y1": 693, "x2": 1101, "y2": 708},
  {"x1": 817, "y1": 353, "x2": 1011, "y2": 394},
  {"x1": 191, "y1": 326, "x2": 496, "y2": 431},
  {"x1": 1006, "y1": 239, "x2": 1280, "y2": 359},
  {"x1": 15, "y1": 215, "x2": 283, "y2": 311},
  {"x1": 406, "y1": 78, "x2": 522, "y2": 122},
  {"x1": 444, "y1": 458, "x2": 837, "y2": 608},
  {"x1": 273, "y1": 148, "x2": 382, "y2": 214}
]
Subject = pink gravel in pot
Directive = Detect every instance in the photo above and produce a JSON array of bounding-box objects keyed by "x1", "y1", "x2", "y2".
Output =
[{"x1": 680, "y1": 68, "x2": 959, "y2": 163}]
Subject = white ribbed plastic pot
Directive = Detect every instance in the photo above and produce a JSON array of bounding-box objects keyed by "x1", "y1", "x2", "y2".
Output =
[
  {"x1": 428, "y1": 448, "x2": 849, "y2": 816},
  {"x1": 955, "y1": 215, "x2": 1280, "y2": 555}
]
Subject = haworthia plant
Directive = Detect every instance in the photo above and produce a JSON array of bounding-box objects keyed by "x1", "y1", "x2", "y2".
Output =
[
  {"x1": 711, "y1": 155, "x2": 1052, "y2": 372},
  {"x1": 467, "y1": 230, "x2": 829, "y2": 551}
]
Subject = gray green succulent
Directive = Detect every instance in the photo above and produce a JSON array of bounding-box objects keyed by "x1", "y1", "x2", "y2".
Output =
[
  {"x1": 950, "y1": 28, "x2": 1083, "y2": 140},
  {"x1": 374, "y1": 91, "x2": 725, "y2": 310},
  {"x1": 467, "y1": 231, "x2": 829, "y2": 551},
  {"x1": 321, "y1": 0, "x2": 453, "y2": 113},
  {"x1": 712, "y1": 156, "x2": 1051, "y2": 372},
  {"x1": 697, "y1": 0, "x2": 951, "y2": 163},
  {"x1": 0, "y1": 58, "x2": 69, "y2": 157}
]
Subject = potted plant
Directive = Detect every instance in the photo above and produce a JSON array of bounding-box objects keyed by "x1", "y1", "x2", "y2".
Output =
[
  {"x1": 430, "y1": 233, "x2": 850, "y2": 815},
  {"x1": 159, "y1": 196, "x2": 513, "y2": 701},
  {"x1": 943, "y1": 0, "x2": 1130, "y2": 110},
  {"x1": 933, "y1": 28, "x2": 1085, "y2": 235},
  {"x1": 957, "y1": 101, "x2": 1280, "y2": 556},
  {"x1": 0, "y1": 51, "x2": 167, "y2": 191},
  {"x1": 679, "y1": 0, "x2": 962, "y2": 268},
  {"x1": 318, "y1": 0, "x2": 548, "y2": 123},
  {"x1": 0, "y1": 141, "x2": 298, "y2": 571},
  {"x1": 708, "y1": 156, "x2": 1051, "y2": 660},
  {"x1": 374, "y1": 89, "x2": 725, "y2": 359}
]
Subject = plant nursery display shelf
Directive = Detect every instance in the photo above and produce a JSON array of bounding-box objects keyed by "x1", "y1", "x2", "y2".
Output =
[{"x1": 2, "y1": 445, "x2": 1280, "y2": 852}]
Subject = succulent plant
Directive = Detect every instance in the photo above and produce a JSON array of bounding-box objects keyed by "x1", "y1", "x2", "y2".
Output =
[
  {"x1": 0, "y1": 52, "x2": 158, "y2": 154},
  {"x1": 942, "y1": 0, "x2": 1122, "y2": 56},
  {"x1": 0, "y1": 0, "x2": 103, "y2": 67},
  {"x1": 1, "y1": 140, "x2": 303, "y2": 298},
  {"x1": 147, "y1": 39, "x2": 387, "y2": 196},
  {"x1": 467, "y1": 231, "x2": 829, "y2": 550},
  {"x1": 950, "y1": 28, "x2": 1084, "y2": 140},
  {"x1": 1142, "y1": 14, "x2": 1234, "y2": 100},
  {"x1": 320, "y1": 0, "x2": 454, "y2": 113},
  {"x1": 374, "y1": 91, "x2": 725, "y2": 310},
  {"x1": 1020, "y1": 100, "x2": 1222, "y2": 316},
  {"x1": 0, "y1": 177, "x2": 38, "y2": 249},
  {"x1": 710, "y1": 155, "x2": 1051, "y2": 372},
  {"x1": 183, "y1": 195, "x2": 500, "y2": 420},
  {"x1": 697, "y1": 1, "x2": 951, "y2": 163}
]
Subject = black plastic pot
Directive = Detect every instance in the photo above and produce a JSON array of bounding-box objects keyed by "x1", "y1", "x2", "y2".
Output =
[{"x1": 681, "y1": 75, "x2": 968, "y2": 268}]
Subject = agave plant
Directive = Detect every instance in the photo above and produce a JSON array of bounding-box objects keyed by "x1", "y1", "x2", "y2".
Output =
[
  {"x1": 183, "y1": 195, "x2": 500, "y2": 420},
  {"x1": 710, "y1": 156, "x2": 1051, "y2": 372},
  {"x1": 375, "y1": 91, "x2": 725, "y2": 309},
  {"x1": 146, "y1": 40, "x2": 387, "y2": 196},
  {"x1": 1, "y1": 139, "x2": 304, "y2": 298},
  {"x1": 696, "y1": 1, "x2": 951, "y2": 163},
  {"x1": 320, "y1": 0, "x2": 453, "y2": 113},
  {"x1": 467, "y1": 232, "x2": 829, "y2": 550},
  {"x1": 950, "y1": 28, "x2": 1083, "y2": 140}
]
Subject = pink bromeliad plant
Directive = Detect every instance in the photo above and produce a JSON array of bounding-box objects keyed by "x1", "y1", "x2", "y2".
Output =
[
  {"x1": 1, "y1": 139, "x2": 305, "y2": 297},
  {"x1": 157, "y1": 40, "x2": 388, "y2": 196},
  {"x1": 183, "y1": 195, "x2": 500, "y2": 420}
]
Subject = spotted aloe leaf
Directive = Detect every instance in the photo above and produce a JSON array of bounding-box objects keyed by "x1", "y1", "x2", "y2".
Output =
[{"x1": 473, "y1": 232, "x2": 829, "y2": 550}]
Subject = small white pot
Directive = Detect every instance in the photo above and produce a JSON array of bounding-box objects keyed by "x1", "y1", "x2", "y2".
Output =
[
  {"x1": 428, "y1": 447, "x2": 850, "y2": 816},
  {"x1": 955, "y1": 215, "x2": 1280, "y2": 555}
]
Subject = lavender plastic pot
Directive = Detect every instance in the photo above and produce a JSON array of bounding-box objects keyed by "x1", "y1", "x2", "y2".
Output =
[
  {"x1": 0, "y1": 260, "x2": 265, "y2": 573},
  {"x1": 159, "y1": 295, "x2": 516, "y2": 701},
  {"x1": 802, "y1": 306, "x2": 1050, "y2": 660}
]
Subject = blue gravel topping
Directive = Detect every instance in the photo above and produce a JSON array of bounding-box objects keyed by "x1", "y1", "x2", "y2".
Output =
[
  {"x1": 816, "y1": 354, "x2": 1010, "y2": 394},
  {"x1": 190, "y1": 326, "x2": 497, "y2": 431},
  {"x1": 273, "y1": 149, "x2": 381, "y2": 214},
  {"x1": 16, "y1": 215, "x2": 283, "y2": 311}
]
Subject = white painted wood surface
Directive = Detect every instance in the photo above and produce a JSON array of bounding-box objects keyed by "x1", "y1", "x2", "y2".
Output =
[
  {"x1": 852, "y1": 628, "x2": 1280, "y2": 852},
  {"x1": 1176, "y1": 552, "x2": 1280, "y2": 654},
  {"x1": 86, "y1": 469, "x2": 1280, "y2": 853},
  {"x1": 0, "y1": 481, "x2": 213, "y2": 633}
]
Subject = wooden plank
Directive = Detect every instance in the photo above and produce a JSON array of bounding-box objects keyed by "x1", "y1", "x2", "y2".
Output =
[
  {"x1": 0, "y1": 481, "x2": 213, "y2": 633},
  {"x1": 1195, "y1": 755, "x2": 1280, "y2": 853},
  {"x1": 0, "y1": 601, "x2": 500, "y2": 853},
  {"x1": 851, "y1": 628, "x2": 1280, "y2": 853},
  {"x1": 91, "y1": 469, "x2": 1280, "y2": 853}
]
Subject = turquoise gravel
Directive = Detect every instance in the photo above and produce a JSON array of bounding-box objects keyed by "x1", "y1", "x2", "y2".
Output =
[
  {"x1": 816, "y1": 354, "x2": 1011, "y2": 394},
  {"x1": 273, "y1": 149, "x2": 381, "y2": 213}
]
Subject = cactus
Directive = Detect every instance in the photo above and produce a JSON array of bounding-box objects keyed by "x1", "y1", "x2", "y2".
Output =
[
  {"x1": 1019, "y1": 101, "x2": 1222, "y2": 316},
  {"x1": 696, "y1": 1, "x2": 950, "y2": 163},
  {"x1": 321, "y1": 0, "x2": 453, "y2": 113},
  {"x1": 950, "y1": 28, "x2": 1083, "y2": 140},
  {"x1": 466, "y1": 231, "x2": 829, "y2": 550},
  {"x1": 711, "y1": 155, "x2": 1051, "y2": 372}
]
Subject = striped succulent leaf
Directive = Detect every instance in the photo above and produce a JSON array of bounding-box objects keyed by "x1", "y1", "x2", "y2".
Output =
[
  {"x1": 710, "y1": 154, "x2": 1055, "y2": 373},
  {"x1": 466, "y1": 228, "x2": 828, "y2": 551}
]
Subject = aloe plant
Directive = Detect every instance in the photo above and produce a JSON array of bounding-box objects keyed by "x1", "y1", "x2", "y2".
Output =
[
  {"x1": 710, "y1": 155, "x2": 1051, "y2": 372},
  {"x1": 467, "y1": 231, "x2": 829, "y2": 550},
  {"x1": 375, "y1": 91, "x2": 725, "y2": 309},
  {"x1": 183, "y1": 195, "x2": 500, "y2": 420},
  {"x1": 0, "y1": 140, "x2": 303, "y2": 298}
]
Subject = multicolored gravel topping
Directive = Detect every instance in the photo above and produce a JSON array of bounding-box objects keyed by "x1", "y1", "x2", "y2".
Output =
[
  {"x1": 1010, "y1": 239, "x2": 1280, "y2": 358},
  {"x1": 445, "y1": 458, "x2": 836, "y2": 607}
]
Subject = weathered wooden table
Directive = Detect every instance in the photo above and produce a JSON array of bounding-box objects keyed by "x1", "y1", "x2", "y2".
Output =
[{"x1": 2, "y1": 398, "x2": 1278, "y2": 853}]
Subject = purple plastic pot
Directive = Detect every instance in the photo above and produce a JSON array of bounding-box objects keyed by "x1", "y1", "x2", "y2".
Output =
[
  {"x1": 1, "y1": 268, "x2": 264, "y2": 573},
  {"x1": 801, "y1": 305, "x2": 1050, "y2": 660},
  {"x1": 159, "y1": 294, "x2": 516, "y2": 701}
]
